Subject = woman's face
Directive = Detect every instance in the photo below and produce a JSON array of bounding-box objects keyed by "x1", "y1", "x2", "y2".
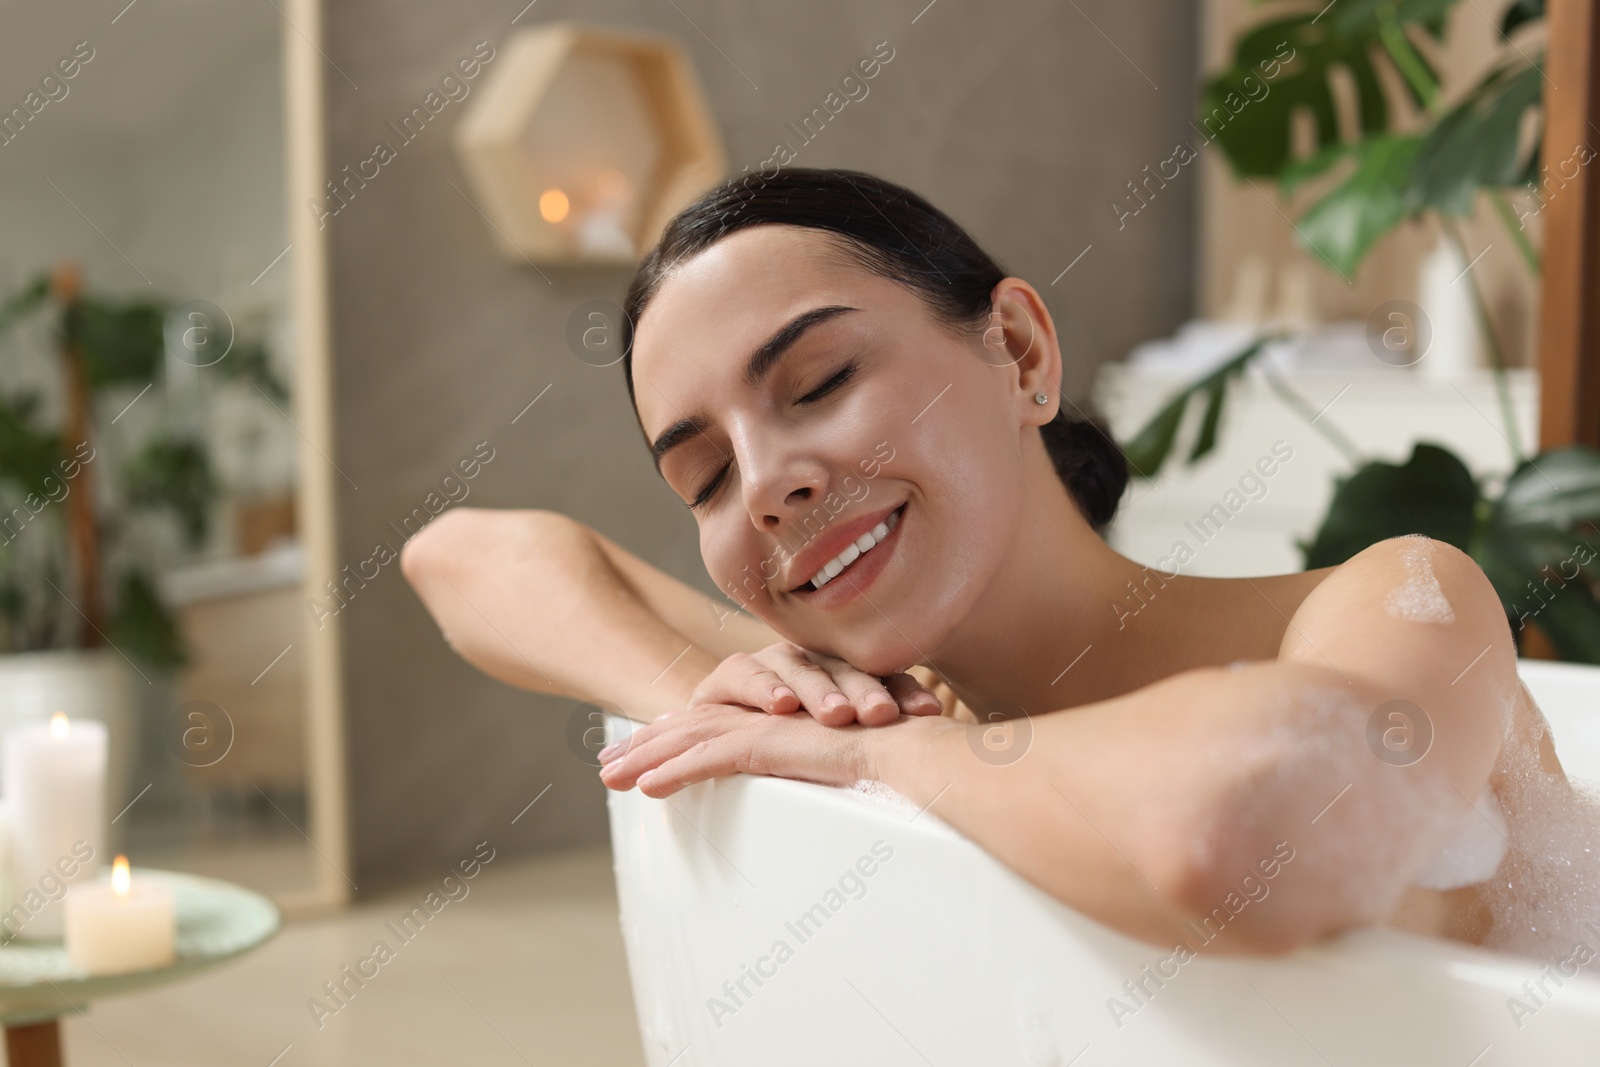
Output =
[{"x1": 631, "y1": 224, "x2": 1054, "y2": 676}]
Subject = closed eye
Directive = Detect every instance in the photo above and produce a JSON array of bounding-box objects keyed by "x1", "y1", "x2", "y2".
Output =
[
  {"x1": 686, "y1": 360, "x2": 860, "y2": 511},
  {"x1": 797, "y1": 361, "x2": 857, "y2": 403}
]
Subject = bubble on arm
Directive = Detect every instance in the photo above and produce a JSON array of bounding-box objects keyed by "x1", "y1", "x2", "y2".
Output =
[{"x1": 1384, "y1": 536, "x2": 1456, "y2": 624}]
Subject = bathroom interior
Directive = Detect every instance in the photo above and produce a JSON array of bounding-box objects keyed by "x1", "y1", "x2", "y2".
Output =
[{"x1": 0, "y1": 0, "x2": 1597, "y2": 1063}]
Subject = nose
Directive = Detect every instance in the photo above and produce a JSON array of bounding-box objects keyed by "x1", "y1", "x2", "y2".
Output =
[{"x1": 733, "y1": 426, "x2": 830, "y2": 532}]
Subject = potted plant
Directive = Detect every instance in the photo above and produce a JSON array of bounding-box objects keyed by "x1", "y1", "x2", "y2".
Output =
[
  {"x1": 1122, "y1": 0, "x2": 1600, "y2": 662},
  {"x1": 0, "y1": 263, "x2": 287, "y2": 808}
]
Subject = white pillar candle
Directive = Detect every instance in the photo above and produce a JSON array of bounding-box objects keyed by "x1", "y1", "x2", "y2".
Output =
[
  {"x1": 3, "y1": 712, "x2": 106, "y2": 939},
  {"x1": 65, "y1": 856, "x2": 175, "y2": 975}
]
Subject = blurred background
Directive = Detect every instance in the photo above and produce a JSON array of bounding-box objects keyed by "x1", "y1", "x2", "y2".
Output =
[{"x1": 0, "y1": 0, "x2": 1593, "y2": 1063}]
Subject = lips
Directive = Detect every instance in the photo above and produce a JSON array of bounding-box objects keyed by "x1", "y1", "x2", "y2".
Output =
[{"x1": 783, "y1": 501, "x2": 905, "y2": 593}]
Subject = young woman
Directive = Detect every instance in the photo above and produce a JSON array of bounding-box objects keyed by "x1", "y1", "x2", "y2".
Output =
[{"x1": 403, "y1": 168, "x2": 1591, "y2": 962}]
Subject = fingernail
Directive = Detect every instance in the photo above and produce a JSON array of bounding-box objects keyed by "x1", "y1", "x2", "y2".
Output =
[
  {"x1": 598, "y1": 742, "x2": 621, "y2": 762},
  {"x1": 772, "y1": 686, "x2": 797, "y2": 703},
  {"x1": 637, "y1": 770, "x2": 656, "y2": 789},
  {"x1": 912, "y1": 693, "x2": 942, "y2": 710},
  {"x1": 823, "y1": 693, "x2": 851, "y2": 710}
]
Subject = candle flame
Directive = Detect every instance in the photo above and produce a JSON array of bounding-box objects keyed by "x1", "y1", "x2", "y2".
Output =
[
  {"x1": 539, "y1": 187, "x2": 570, "y2": 223},
  {"x1": 49, "y1": 711, "x2": 69, "y2": 739},
  {"x1": 112, "y1": 855, "x2": 130, "y2": 896}
]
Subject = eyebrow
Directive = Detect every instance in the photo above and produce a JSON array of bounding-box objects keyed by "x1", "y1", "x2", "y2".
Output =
[{"x1": 648, "y1": 304, "x2": 859, "y2": 472}]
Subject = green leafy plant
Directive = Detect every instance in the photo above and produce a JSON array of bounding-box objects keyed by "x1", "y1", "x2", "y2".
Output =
[
  {"x1": 0, "y1": 265, "x2": 288, "y2": 668},
  {"x1": 1123, "y1": 0, "x2": 1600, "y2": 661}
]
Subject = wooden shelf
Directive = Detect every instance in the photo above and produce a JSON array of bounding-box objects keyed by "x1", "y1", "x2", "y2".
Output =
[{"x1": 454, "y1": 22, "x2": 726, "y2": 266}]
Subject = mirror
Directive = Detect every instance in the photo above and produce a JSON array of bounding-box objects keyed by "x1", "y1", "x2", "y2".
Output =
[{"x1": 0, "y1": 2, "x2": 341, "y2": 916}]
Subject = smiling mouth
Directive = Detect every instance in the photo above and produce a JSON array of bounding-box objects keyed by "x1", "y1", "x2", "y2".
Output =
[{"x1": 794, "y1": 503, "x2": 906, "y2": 593}]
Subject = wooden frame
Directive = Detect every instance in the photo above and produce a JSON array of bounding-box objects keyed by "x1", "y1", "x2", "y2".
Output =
[
  {"x1": 454, "y1": 22, "x2": 726, "y2": 265},
  {"x1": 1537, "y1": 0, "x2": 1600, "y2": 452},
  {"x1": 279, "y1": 0, "x2": 352, "y2": 917}
]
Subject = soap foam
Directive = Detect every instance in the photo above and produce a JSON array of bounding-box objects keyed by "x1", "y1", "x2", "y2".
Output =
[
  {"x1": 848, "y1": 779, "x2": 921, "y2": 816},
  {"x1": 1476, "y1": 685, "x2": 1600, "y2": 963},
  {"x1": 1384, "y1": 535, "x2": 1456, "y2": 624},
  {"x1": 1411, "y1": 785, "x2": 1510, "y2": 891},
  {"x1": 1200, "y1": 680, "x2": 1464, "y2": 922}
]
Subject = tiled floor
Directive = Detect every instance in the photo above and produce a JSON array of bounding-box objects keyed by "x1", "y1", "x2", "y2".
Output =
[{"x1": 59, "y1": 845, "x2": 645, "y2": 1066}]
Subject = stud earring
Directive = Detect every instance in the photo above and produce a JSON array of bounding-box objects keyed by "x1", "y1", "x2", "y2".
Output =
[{"x1": 1034, "y1": 392, "x2": 1049, "y2": 405}]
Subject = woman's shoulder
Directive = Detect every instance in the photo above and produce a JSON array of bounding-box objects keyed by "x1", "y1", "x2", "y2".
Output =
[{"x1": 1276, "y1": 532, "x2": 1518, "y2": 720}]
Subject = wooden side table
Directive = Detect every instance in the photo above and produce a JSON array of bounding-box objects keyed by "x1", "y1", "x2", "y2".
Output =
[{"x1": 0, "y1": 871, "x2": 279, "y2": 1066}]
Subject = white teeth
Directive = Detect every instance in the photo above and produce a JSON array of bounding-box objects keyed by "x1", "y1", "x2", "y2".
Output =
[{"x1": 806, "y1": 506, "x2": 902, "y2": 590}]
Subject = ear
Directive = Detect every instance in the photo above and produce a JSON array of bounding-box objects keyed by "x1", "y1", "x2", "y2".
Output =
[{"x1": 981, "y1": 277, "x2": 1062, "y2": 426}]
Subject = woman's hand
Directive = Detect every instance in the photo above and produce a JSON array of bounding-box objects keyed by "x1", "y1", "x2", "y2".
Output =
[
  {"x1": 686, "y1": 641, "x2": 944, "y2": 727},
  {"x1": 597, "y1": 701, "x2": 950, "y2": 798}
]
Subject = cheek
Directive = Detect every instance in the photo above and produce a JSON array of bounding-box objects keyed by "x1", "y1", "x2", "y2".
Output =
[
  {"x1": 701, "y1": 520, "x2": 773, "y2": 606},
  {"x1": 701, "y1": 524, "x2": 739, "y2": 593},
  {"x1": 896, "y1": 390, "x2": 1028, "y2": 603},
  {"x1": 908, "y1": 384, "x2": 1023, "y2": 520}
]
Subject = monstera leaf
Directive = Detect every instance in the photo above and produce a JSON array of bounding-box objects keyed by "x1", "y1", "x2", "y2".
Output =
[
  {"x1": 1501, "y1": 0, "x2": 1544, "y2": 36},
  {"x1": 1476, "y1": 447, "x2": 1600, "y2": 661},
  {"x1": 1121, "y1": 336, "x2": 1277, "y2": 479},
  {"x1": 1295, "y1": 134, "x2": 1425, "y2": 277},
  {"x1": 1280, "y1": 58, "x2": 1542, "y2": 275},
  {"x1": 1294, "y1": 443, "x2": 1600, "y2": 661},
  {"x1": 1204, "y1": 0, "x2": 1545, "y2": 276},
  {"x1": 1201, "y1": 6, "x2": 1448, "y2": 180},
  {"x1": 1410, "y1": 60, "x2": 1544, "y2": 217},
  {"x1": 1298, "y1": 443, "x2": 1479, "y2": 566}
]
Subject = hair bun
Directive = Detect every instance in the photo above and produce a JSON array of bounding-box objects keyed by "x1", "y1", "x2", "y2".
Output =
[{"x1": 1039, "y1": 411, "x2": 1129, "y2": 533}]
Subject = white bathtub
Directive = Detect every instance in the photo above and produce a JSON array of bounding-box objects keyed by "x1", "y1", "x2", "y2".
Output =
[{"x1": 606, "y1": 659, "x2": 1600, "y2": 1065}]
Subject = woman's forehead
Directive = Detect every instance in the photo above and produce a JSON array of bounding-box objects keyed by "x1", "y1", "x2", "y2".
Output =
[
  {"x1": 638, "y1": 228, "x2": 850, "y2": 346},
  {"x1": 631, "y1": 229, "x2": 884, "y2": 402}
]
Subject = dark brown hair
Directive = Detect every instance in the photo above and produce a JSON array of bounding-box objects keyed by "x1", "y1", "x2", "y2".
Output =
[{"x1": 618, "y1": 167, "x2": 1128, "y2": 532}]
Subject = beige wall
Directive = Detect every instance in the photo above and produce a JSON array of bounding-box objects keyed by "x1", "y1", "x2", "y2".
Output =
[
  {"x1": 320, "y1": 0, "x2": 1201, "y2": 892},
  {"x1": 1197, "y1": 1, "x2": 1544, "y2": 366}
]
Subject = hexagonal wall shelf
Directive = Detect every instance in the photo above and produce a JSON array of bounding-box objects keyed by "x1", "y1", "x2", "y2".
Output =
[{"x1": 454, "y1": 22, "x2": 727, "y2": 266}]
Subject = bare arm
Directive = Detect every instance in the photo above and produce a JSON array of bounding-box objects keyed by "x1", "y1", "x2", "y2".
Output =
[
  {"x1": 399, "y1": 508, "x2": 781, "y2": 721},
  {"x1": 600, "y1": 536, "x2": 1514, "y2": 954},
  {"x1": 876, "y1": 536, "x2": 1514, "y2": 953}
]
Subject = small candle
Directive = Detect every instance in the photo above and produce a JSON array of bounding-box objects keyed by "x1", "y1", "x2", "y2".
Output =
[
  {"x1": 576, "y1": 206, "x2": 635, "y2": 257},
  {"x1": 3, "y1": 712, "x2": 106, "y2": 939},
  {"x1": 64, "y1": 856, "x2": 175, "y2": 975}
]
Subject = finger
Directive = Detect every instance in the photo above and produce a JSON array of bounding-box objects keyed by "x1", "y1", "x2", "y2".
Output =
[
  {"x1": 689, "y1": 656, "x2": 799, "y2": 715},
  {"x1": 599, "y1": 706, "x2": 757, "y2": 789},
  {"x1": 598, "y1": 706, "x2": 724, "y2": 779},
  {"x1": 636, "y1": 717, "x2": 866, "y2": 798},
  {"x1": 812, "y1": 654, "x2": 899, "y2": 726},
  {"x1": 883, "y1": 672, "x2": 945, "y2": 716},
  {"x1": 771, "y1": 648, "x2": 856, "y2": 726}
]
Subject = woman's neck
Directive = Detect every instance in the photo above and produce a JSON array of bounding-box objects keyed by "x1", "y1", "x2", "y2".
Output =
[{"x1": 925, "y1": 448, "x2": 1269, "y2": 718}]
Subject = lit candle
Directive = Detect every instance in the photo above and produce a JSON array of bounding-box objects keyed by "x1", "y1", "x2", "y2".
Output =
[
  {"x1": 64, "y1": 855, "x2": 175, "y2": 975},
  {"x1": 575, "y1": 169, "x2": 635, "y2": 258}
]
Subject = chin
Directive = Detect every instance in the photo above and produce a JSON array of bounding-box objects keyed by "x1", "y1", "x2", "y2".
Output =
[{"x1": 827, "y1": 631, "x2": 926, "y2": 679}]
